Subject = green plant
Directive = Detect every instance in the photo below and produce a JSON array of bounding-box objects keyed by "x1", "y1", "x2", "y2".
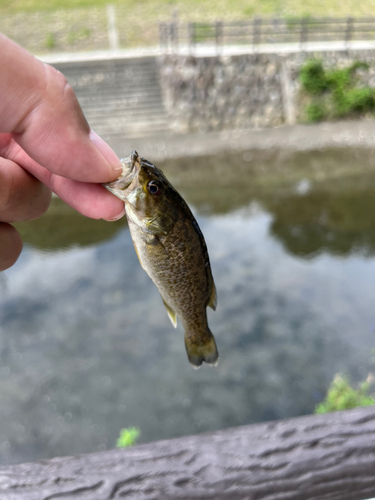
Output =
[
  {"x1": 300, "y1": 59, "x2": 375, "y2": 121},
  {"x1": 193, "y1": 23, "x2": 216, "y2": 43},
  {"x1": 285, "y1": 14, "x2": 314, "y2": 33},
  {"x1": 45, "y1": 32, "x2": 56, "y2": 49},
  {"x1": 242, "y1": 5, "x2": 255, "y2": 16},
  {"x1": 285, "y1": 16, "x2": 300, "y2": 31},
  {"x1": 116, "y1": 427, "x2": 140, "y2": 448},
  {"x1": 67, "y1": 31, "x2": 75, "y2": 45},
  {"x1": 67, "y1": 27, "x2": 90, "y2": 45},
  {"x1": 299, "y1": 59, "x2": 328, "y2": 94},
  {"x1": 315, "y1": 374, "x2": 375, "y2": 414},
  {"x1": 306, "y1": 102, "x2": 326, "y2": 122},
  {"x1": 335, "y1": 87, "x2": 375, "y2": 116}
]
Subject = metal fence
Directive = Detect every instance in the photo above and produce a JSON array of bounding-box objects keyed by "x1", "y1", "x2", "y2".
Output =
[
  {"x1": 3, "y1": 11, "x2": 375, "y2": 55},
  {"x1": 0, "y1": 5, "x2": 160, "y2": 55},
  {"x1": 159, "y1": 17, "x2": 375, "y2": 50}
]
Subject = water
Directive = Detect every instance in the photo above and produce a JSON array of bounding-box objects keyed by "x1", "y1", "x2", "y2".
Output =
[{"x1": 1, "y1": 147, "x2": 375, "y2": 465}]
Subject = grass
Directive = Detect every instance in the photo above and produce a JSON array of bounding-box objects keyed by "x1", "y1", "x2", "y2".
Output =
[
  {"x1": 2, "y1": 0, "x2": 375, "y2": 53},
  {"x1": 2, "y1": 0, "x2": 375, "y2": 19},
  {"x1": 45, "y1": 32, "x2": 56, "y2": 49}
]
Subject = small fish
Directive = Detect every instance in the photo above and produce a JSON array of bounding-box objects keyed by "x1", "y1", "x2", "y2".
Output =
[{"x1": 103, "y1": 151, "x2": 218, "y2": 368}]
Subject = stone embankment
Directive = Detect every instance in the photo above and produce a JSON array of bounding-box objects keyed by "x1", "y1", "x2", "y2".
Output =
[
  {"x1": 159, "y1": 48, "x2": 375, "y2": 133},
  {"x1": 47, "y1": 45, "x2": 375, "y2": 139},
  {"x1": 160, "y1": 53, "x2": 285, "y2": 132}
]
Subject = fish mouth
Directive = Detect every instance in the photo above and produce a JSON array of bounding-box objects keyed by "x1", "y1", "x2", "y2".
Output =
[{"x1": 102, "y1": 150, "x2": 140, "y2": 201}]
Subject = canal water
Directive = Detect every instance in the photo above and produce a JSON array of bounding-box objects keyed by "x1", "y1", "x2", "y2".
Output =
[{"x1": 1, "y1": 147, "x2": 375, "y2": 465}]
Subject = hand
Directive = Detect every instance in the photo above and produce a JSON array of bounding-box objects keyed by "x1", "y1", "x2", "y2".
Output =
[{"x1": 0, "y1": 34, "x2": 125, "y2": 271}]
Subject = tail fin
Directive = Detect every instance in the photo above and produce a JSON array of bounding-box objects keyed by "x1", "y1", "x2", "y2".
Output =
[{"x1": 184, "y1": 329, "x2": 219, "y2": 368}]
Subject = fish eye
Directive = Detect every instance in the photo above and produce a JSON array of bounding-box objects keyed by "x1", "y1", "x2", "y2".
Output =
[{"x1": 147, "y1": 180, "x2": 162, "y2": 196}]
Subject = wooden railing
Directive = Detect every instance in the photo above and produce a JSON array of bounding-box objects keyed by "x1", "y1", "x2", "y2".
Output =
[
  {"x1": 0, "y1": 406, "x2": 375, "y2": 499},
  {"x1": 159, "y1": 17, "x2": 375, "y2": 50}
]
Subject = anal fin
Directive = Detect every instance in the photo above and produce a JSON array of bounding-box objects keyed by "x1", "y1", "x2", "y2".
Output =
[
  {"x1": 161, "y1": 297, "x2": 177, "y2": 328},
  {"x1": 208, "y1": 278, "x2": 217, "y2": 311}
]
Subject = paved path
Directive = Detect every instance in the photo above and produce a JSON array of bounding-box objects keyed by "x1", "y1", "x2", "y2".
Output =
[
  {"x1": 104, "y1": 120, "x2": 375, "y2": 162},
  {"x1": 38, "y1": 40, "x2": 375, "y2": 65}
]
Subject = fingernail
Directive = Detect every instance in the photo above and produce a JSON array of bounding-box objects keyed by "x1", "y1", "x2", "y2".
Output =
[
  {"x1": 106, "y1": 206, "x2": 126, "y2": 222},
  {"x1": 90, "y1": 130, "x2": 123, "y2": 175}
]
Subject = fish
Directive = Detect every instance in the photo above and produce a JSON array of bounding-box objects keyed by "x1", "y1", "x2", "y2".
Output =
[{"x1": 103, "y1": 150, "x2": 218, "y2": 368}]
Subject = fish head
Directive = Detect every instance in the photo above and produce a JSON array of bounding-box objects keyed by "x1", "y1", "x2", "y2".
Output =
[
  {"x1": 103, "y1": 151, "x2": 181, "y2": 235},
  {"x1": 103, "y1": 150, "x2": 140, "y2": 201}
]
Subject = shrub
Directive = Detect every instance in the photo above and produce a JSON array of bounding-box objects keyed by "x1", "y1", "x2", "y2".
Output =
[
  {"x1": 116, "y1": 427, "x2": 140, "y2": 448},
  {"x1": 299, "y1": 59, "x2": 375, "y2": 121},
  {"x1": 315, "y1": 374, "x2": 375, "y2": 414},
  {"x1": 306, "y1": 102, "x2": 326, "y2": 122},
  {"x1": 299, "y1": 59, "x2": 328, "y2": 94}
]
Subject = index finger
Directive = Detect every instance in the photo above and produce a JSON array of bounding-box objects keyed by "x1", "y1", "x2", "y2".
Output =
[{"x1": 0, "y1": 34, "x2": 123, "y2": 184}]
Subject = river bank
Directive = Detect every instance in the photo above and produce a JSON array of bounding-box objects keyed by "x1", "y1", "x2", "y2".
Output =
[
  {"x1": 3, "y1": 124, "x2": 375, "y2": 465},
  {"x1": 106, "y1": 120, "x2": 375, "y2": 162}
]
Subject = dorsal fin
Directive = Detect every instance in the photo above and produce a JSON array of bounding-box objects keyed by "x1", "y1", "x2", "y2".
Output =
[{"x1": 190, "y1": 218, "x2": 217, "y2": 311}]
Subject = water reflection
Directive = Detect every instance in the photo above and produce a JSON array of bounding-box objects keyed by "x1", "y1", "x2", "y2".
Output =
[
  {"x1": 267, "y1": 182, "x2": 375, "y2": 258},
  {"x1": 14, "y1": 198, "x2": 126, "y2": 251},
  {"x1": 17, "y1": 149, "x2": 375, "y2": 259},
  {"x1": 1, "y1": 147, "x2": 375, "y2": 465}
]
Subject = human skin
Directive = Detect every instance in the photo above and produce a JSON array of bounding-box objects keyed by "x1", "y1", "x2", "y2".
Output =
[{"x1": 0, "y1": 33, "x2": 125, "y2": 271}]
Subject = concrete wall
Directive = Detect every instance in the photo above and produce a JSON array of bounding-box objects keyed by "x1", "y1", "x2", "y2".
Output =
[{"x1": 159, "y1": 49, "x2": 375, "y2": 133}]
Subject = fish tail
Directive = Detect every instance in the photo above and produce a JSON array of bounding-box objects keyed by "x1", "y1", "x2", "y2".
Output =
[{"x1": 184, "y1": 329, "x2": 219, "y2": 368}]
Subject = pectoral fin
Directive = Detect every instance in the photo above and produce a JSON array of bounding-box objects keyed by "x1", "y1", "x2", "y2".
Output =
[
  {"x1": 208, "y1": 277, "x2": 217, "y2": 311},
  {"x1": 161, "y1": 297, "x2": 177, "y2": 328},
  {"x1": 133, "y1": 244, "x2": 145, "y2": 270}
]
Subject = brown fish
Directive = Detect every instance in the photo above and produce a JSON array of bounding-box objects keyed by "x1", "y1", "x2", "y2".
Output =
[{"x1": 103, "y1": 151, "x2": 218, "y2": 368}]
